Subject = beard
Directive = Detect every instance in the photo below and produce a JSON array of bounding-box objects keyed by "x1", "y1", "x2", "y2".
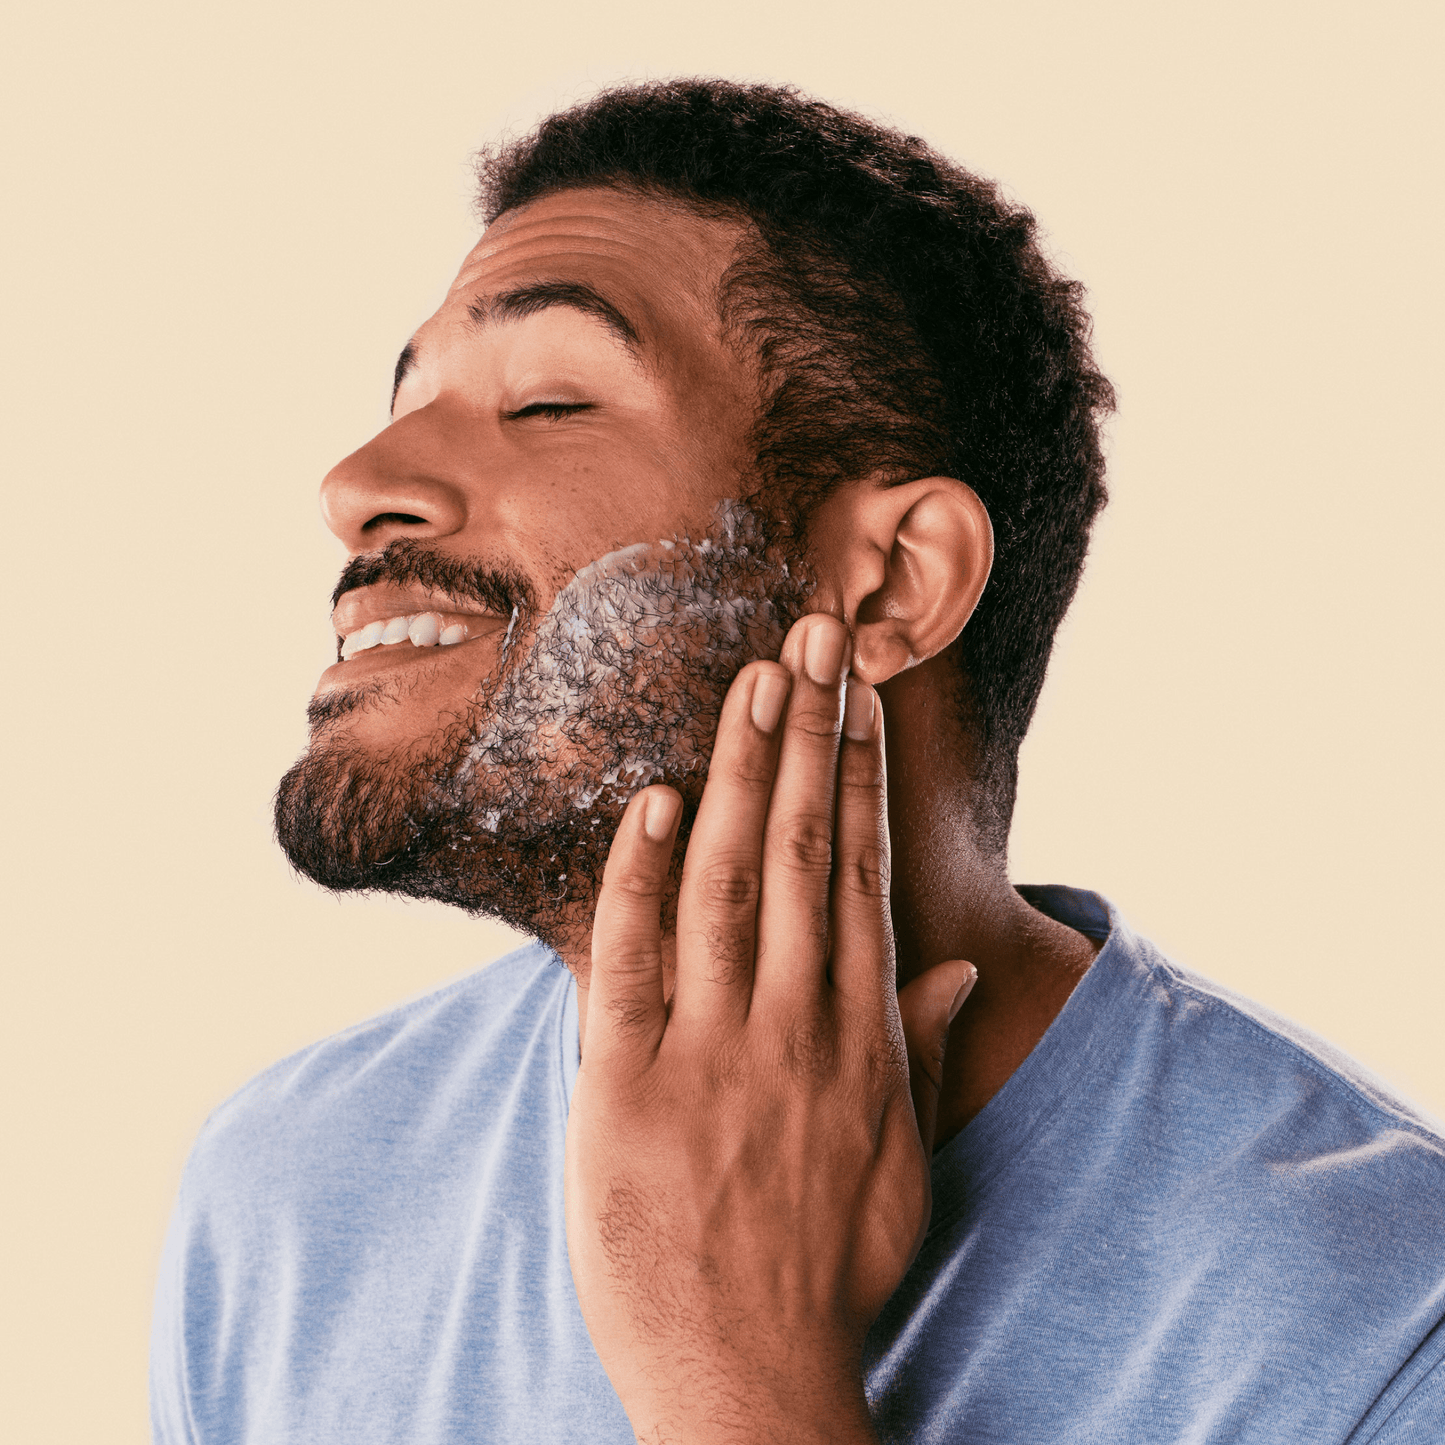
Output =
[{"x1": 274, "y1": 499, "x2": 812, "y2": 954}]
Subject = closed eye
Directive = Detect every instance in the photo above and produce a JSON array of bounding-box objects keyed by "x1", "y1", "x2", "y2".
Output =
[{"x1": 504, "y1": 401, "x2": 595, "y2": 422}]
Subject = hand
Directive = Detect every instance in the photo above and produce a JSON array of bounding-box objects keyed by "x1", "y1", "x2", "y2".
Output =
[{"x1": 566, "y1": 613, "x2": 977, "y2": 1444}]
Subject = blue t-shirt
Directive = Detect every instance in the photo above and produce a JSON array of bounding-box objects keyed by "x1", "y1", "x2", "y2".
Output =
[{"x1": 151, "y1": 889, "x2": 1445, "y2": 1442}]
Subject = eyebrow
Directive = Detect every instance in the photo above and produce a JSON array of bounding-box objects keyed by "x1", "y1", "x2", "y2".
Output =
[{"x1": 390, "y1": 280, "x2": 644, "y2": 410}]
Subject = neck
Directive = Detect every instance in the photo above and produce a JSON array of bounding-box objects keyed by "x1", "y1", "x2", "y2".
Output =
[
  {"x1": 880, "y1": 655, "x2": 1098, "y2": 1149},
  {"x1": 571, "y1": 654, "x2": 1099, "y2": 1148}
]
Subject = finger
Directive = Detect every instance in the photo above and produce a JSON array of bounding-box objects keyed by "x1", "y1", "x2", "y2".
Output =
[
  {"x1": 827, "y1": 675, "x2": 893, "y2": 1012},
  {"x1": 896, "y1": 961, "x2": 977, "y2": 1155},
  {"x1": 670, "y1": 661, "x2": 790, "y2": 1032},
  {"x1": 587, "y1": 785, "x2": 682, "y2": 1067},
  {"x1": 752, "y1": 613, "x2": 851, "y2": 1009}
]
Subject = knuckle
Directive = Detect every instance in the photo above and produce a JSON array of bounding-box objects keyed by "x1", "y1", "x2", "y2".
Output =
[
  {"x1": 777, "y1": 816, "x2": 834, "y2": 874},
  {"x1": 609, "y1": 867, "x2": 663, "y2": 901},
  {"x1": 787, "y1": 705, "x2": 841, "y2": 742},
  {"x1": 854, "y1": 1027, "x2": 905, "y2": 1094},
  {"x1": 700, "y1": 1033, "x2": 747, "y2": 1091},
  {"x1": 725, "y1": 747, "x2": 777, "y2": 791},
  {"x1": 844, "y1": 844, "x2": 890, "y2": 900},
  {"x1": 781, "y1": 1016, "x2": 840, "y2": 1081},
  {"x1": 694, "y1": 859, "x2": 763, "y2": 912},
  {"x1": 860, "y1": 1043, "x2": 892, "y2": 1095},
  {"x1": 839, "y1": 751, "x2": 886, "y2": 793}
]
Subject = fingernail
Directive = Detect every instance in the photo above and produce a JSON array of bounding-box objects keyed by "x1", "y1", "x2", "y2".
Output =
[
  {"x1": 803, "y1": 617, "x2": 848, "y2": 686},
  {"x1": 643, "y1": 789, "x2": 680, "y2": 841},
  {"x1": 948, "y1": 965, "x2": 978, "y2": 1024},
  {"x1": 751, "y1": 670, "x2": 789, "y2": 733},
  {"x1": 842, "y1": 676, "x2": 875, "y2": 741}
]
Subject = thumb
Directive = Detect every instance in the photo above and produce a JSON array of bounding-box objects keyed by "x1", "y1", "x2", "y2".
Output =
[{"x1": 895, "y1": 960, "x2": 977, "y2": 1155}]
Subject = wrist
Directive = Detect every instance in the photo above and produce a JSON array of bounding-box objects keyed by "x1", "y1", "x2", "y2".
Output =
[{"x1": 626, "y1": 1366, "x2": 878, "y2": 1445}]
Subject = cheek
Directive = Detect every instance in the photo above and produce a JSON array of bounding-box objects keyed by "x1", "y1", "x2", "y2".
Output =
[{"x1": 529, "y1": 501, "x2": 800, "y2": 689}]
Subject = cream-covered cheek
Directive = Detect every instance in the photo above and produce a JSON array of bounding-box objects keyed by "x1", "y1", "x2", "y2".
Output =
[{"x1": 455, "y1": 498, "x2": 807, "y2": 829}]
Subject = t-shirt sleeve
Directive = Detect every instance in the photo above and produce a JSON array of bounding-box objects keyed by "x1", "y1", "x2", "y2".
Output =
[{"x1": 1349, "y1": 1318, "x2": 1445, "y2": 1444}]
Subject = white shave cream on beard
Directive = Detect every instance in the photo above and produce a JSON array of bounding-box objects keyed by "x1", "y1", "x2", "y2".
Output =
[
  {"x1": 448, "y1": 497, "x2": 811, "y2": 843},
  {"x1": 274, "y1": 498, "x2": 813, "y2": 939}
]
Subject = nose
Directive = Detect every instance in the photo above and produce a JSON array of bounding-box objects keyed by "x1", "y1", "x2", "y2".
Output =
[{"x1": 319, "y1": 404, "x2": 471, "y2": 551}]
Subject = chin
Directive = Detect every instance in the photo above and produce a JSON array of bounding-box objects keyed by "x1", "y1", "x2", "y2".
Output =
[{"x1": 274, "y1": 732, "x2": 696, "y2": 960}]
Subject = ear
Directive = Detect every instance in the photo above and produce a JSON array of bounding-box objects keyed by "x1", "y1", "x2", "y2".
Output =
[{"x1": 808, "y1": 477, "x2": 993, "y2": 686}]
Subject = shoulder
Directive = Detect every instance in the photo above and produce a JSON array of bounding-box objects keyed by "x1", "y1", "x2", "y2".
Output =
[
  {"x1": 180, "y1": 940, "x2": 571, "y2": 1206},
  {"x1": 1126, "y1": 918, "x2": 1444, "y2": 1156},
  {"x1": 1083, "y1": 895, "x2": 1445, "y2": 1278},
  {"x1": 1015, "y1": 887, "x2": 1445, "y2": 1247},
  {"x1": 930, "y1": 890, "x2": 1445, "y2": 1423},
  {"x1": 1022, "y1": 884, "x2": 1445, "y2": 1148}
]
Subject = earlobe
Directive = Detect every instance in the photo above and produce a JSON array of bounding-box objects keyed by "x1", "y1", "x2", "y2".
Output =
[{"x1": 844, "y1": 479, "x2": 993, "y2": 686}]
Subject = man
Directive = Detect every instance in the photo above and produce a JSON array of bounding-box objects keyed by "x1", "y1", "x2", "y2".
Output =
[{"x1": 151, "y1": 80, "x2": 1445, "y2": 1442}]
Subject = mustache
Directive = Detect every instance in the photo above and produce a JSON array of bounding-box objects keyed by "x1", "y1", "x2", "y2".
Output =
[{"x1": 331, "y1": 538, "x2": 538, "y2": 619}]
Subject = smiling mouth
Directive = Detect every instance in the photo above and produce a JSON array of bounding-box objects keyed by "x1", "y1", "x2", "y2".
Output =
[
  {"x1": 339, "y1": 610, "x2": 472, "y2": 659},
  {"x1": 331, "y1": 584, "x2": 516, "y2": 663}
]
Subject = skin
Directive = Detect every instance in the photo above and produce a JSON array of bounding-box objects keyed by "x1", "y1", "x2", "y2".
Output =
[{"x1": 316, "y1": 185, "x2": 1099, "y2": 1440}]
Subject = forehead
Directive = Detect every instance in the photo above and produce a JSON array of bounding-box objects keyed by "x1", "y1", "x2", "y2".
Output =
[{"x1": 443, "y1": 186, "x2": 749, "y2": 352}]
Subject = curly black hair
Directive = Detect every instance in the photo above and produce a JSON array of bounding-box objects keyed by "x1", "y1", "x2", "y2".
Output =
[{"x1": 477, "y1": 79, "x2": 1114, "y2": 852}]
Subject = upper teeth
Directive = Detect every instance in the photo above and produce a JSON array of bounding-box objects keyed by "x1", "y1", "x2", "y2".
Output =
[{"x1": 340, "y1": 613, "x2": 469, "y2": 660}]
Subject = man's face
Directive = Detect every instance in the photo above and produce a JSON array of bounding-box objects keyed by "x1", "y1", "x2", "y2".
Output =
[{"x1": 275, "y1": 187, "x2": 810, "y2": 949}]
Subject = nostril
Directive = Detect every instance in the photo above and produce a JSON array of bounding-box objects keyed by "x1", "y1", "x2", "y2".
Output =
[
  {"x1": 362, "y1": 512, "x2": 429, "y2": 533},
  {"x1": 319, "y1": 434, "x2": 468, "y2": 547}
]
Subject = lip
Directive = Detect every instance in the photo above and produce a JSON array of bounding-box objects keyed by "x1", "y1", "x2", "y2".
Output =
[
  {"x1": 314, "y1": 613, "x2": 510, "y2": 694},
  {"x1": 330, "y1": 582, "x2": 505, "y2": 638}
]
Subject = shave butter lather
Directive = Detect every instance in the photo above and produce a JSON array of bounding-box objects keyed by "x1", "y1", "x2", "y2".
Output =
[{"x1": 299, "y1": 498, "x2": 812, "y2": 933}]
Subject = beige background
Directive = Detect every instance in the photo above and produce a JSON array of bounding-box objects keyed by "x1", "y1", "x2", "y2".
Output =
[{"x1": 3, "y1": 0, "x2": 1441, "y2": 1438}]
